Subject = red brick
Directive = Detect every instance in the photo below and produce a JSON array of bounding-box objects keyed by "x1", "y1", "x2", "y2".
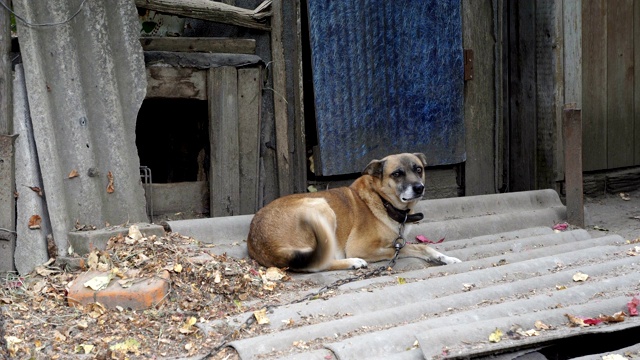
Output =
[{"x1": 67, "y1": 270, "x2": 170, "y2": 310}]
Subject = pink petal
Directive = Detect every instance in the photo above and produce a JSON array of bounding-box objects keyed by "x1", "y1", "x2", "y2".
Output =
[
  {"x1": 628, "y1": 296, "x2": 640, "y2": 316},
  {"x1": 553, "y1": 222, "x2": 569, "y2": 231},
  {"x1": 583, "y1": 318, "x2": 603, "y2": 325}
]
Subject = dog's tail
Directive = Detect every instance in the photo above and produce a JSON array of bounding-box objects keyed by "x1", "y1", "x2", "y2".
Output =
[{"x1": 287, "y1": 199, "x2": 338, "y2": 271}]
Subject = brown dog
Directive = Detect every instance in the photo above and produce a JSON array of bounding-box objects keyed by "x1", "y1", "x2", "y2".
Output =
[{"x1": 247, "y1": 153, "x2": 462, "y2": 272}]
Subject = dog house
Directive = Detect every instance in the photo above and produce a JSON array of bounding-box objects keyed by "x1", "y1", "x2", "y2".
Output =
[{"x1": 137, "y1": 40, "x2": 264, "y2": 220}]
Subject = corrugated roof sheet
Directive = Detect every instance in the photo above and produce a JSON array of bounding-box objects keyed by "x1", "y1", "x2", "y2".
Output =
[
  {"x1": 13, "y1": 0, "x2": 148, "y2": 257},
  {"x1": 167, "y1": 190, "x2": 640, "y2": 359}
]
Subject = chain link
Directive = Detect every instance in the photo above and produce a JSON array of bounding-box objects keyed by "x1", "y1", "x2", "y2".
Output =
[{"x1": 207, "y1": 218, "x2": 408, "y2": 357}]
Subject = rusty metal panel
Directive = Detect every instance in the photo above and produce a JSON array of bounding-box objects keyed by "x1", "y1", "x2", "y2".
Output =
[
  {"x1": 308, "y1": 0, "x2": 465, "y2": 175},
  {"x1": 13, "y1": 0, "x2": 148, "y2": 256}
]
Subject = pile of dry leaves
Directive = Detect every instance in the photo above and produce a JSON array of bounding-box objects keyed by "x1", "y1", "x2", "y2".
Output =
[{"x1": 0, "y1": 228, "x2": 293, "y2": 359}]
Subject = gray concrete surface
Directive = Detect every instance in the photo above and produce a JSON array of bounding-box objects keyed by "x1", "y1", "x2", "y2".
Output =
[{"x1": 68, "y1": 223, "x2": 165, "y2": 255}]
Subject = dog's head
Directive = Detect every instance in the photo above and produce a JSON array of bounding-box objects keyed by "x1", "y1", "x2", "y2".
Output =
[{"x1": 363, "y1": 153, "x2": 428, "y2": 209}]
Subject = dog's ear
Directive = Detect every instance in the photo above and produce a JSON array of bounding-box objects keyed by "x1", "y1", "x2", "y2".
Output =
[
  {"x1": 363, "y1": 159, "x2": 385, "y2": 178},
  {"x1": 413, "y1": 153, "x2": 428, "y2": 167}
]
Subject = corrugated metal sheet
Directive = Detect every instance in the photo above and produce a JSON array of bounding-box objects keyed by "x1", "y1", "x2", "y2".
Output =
[
  {"x1": 13, "y1": 0, "x2": 148, "y2": 257},
  {"x1": 168, "y1": 190, "x2": 640, "y2": 359},
  {"x1": 308, "y1": 0, "x2": 465, "y2": 176}
]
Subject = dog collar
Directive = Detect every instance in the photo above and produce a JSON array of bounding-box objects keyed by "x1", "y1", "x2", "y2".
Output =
[{"x1": 379, "y1": 196, "x2": 424, "y2": 224}]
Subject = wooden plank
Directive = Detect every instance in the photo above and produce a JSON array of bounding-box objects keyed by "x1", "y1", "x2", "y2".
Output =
[
  {"x1": 635, "y1": 0, "x2": 640, "y2": 165},
  {"x1": 534, "y1": 0, "x2": 562, "y2": 189},
  {"x1": 271, "y1": 0, "x2": 292, "y2": 196},
  {"x1": 607, "y1": 0, "x2": 634, "y2": 169},
  {"x1": 237, "y1": 68, "x2": 262, "y2": 214},
  {"x1": 508, "y1": 0, "x2": 537, "y2": 191},
  {"x1": 140, "y1": 37, "x2": 256, "y2": 54},
  {"x1": 581, "y1": 0, "x2": 607, "y2": 171},
  {"x1": 146, "y1": 66, "x2": 207, "y2": 100},
  {"x1": 461, "y1": 0, "x2": 501, "y2": 195},
  {"x1": 134, "y1": 0, "x2": 271, "y2": 31},
  {"x1": 208, "y1": 67, "x2": 240, "y2": 217}
]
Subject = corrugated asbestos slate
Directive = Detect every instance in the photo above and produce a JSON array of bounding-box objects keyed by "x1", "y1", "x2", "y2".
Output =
[
  {"x1": 308, "y1": 0, "x2": 465, "y2": 175},
  {"x1": 176, "y1": 190, "x2": 640, "y2": 359},
  {"x1": 13, "y1": 0, "x2": 148, "y2": 256}
]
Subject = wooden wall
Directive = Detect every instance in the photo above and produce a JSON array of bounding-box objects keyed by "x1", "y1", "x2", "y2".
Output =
[{"x1": 582, "y1": 0, "x2": 640, "y2": 172}]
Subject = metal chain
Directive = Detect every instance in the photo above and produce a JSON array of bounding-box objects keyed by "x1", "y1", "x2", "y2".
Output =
[{"x1": 206, "y1": 218, "x2": 409, "y2": 358}]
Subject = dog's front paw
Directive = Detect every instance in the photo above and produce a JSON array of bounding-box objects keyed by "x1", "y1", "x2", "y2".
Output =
[
  {"x1": 439, "y1": 255, "x2": 462, "y2": 265},
  {"x1": 347, "y1": 258, "x2": 368, "y2": 269}
]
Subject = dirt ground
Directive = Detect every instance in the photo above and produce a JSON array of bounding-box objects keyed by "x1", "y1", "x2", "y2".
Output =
[{"x1": 584, "y1": 189, "x2": 640, "y2": 241}]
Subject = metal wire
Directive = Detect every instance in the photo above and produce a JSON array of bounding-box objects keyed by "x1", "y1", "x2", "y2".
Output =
[{"x1": 0, "y1": 0, "x2": 89, "y2": 28}]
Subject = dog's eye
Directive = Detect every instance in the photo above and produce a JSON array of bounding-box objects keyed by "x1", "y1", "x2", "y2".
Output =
[
  {"x1": 415, "y1": 166, "x2": 423, "y2": 174},
  {"x1": 391, "y1": 170, "x2": 403, "y2": 178}
]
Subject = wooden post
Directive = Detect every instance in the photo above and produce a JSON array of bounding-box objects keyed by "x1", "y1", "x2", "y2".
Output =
[
  {"x1": 563, "y1": 105, "x2": 584, "y2": 227},
  {"x1": 238, "y1": 67, "x2": 262, "y2": 214}
]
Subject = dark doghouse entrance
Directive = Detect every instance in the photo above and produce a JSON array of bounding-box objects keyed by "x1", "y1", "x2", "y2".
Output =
[
  {"x1": 136, "y1": 98, "x2": 209, "y2": 184},
  {"x1": 135, "y1": 98, "x2": 211, "y2": 220}
]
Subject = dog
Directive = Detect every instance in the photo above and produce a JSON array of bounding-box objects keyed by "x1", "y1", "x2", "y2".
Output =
[{"x1": 247, "y1": 153, "x2": 462, "y2": 272}]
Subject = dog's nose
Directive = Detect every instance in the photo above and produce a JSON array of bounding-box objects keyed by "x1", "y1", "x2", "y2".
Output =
[{"x1": 413, "y1": 184, "x2": 424, "y2": 194}]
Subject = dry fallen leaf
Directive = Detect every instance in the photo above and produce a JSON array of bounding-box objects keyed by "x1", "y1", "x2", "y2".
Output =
[
  {"x1": 620, "y1": 192, "x2": 631, "y2": 201},
  {"x1": 572, "y1": 272, "x2": 589, "y2": 282},
  {"x1": 74, "y1": 344, "x2": 94, "y2": 354},
  {"x1": 28, "y1": 214, "x2": 42, "y2": 229},
  {"x1": 565, "y1": 313, "x2": 587, "y2": 327},
  {"x1": 87, "y1": 251, "x2": 99, "y2": 270},
  {"x1": 534, "y1": 320, "x2": 551, "y2": 330},
  {"x1": 179, "y1": 316, "x2": 197, "y2": 334},
  {"x1": 86, "y1": 302, "x2": 106, "y2": 318},
  {"x1": 110, "y1": 338, "x2": 141, "y2": 356},
  {"x1": 68, "y1": 169, "x2": 79, "y2": 178},
  {"x1": 254, "y1": 308, "x2": 270, "y2": 325},
  {"x1": 489, "y1": 328, "x2": 503, "y2": 343},
  {"x1": 106, "y1": 171, "x2": 115, "y2": 194},
  {"x1": 264, "y1": 267, "x2": 287, "y2": 281},
  {"x1": 27, "y1": 186, "x2": 43, "y2": 196},
  {"x1": 599, "y1": 311, "x2": 626, "y2": 323},
  {"x1": 262, "y1": 281, "x2": 276, "y2": 291},
  {"x1": 83, "y1": 272, "x2": 114, "y2": 291}
]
